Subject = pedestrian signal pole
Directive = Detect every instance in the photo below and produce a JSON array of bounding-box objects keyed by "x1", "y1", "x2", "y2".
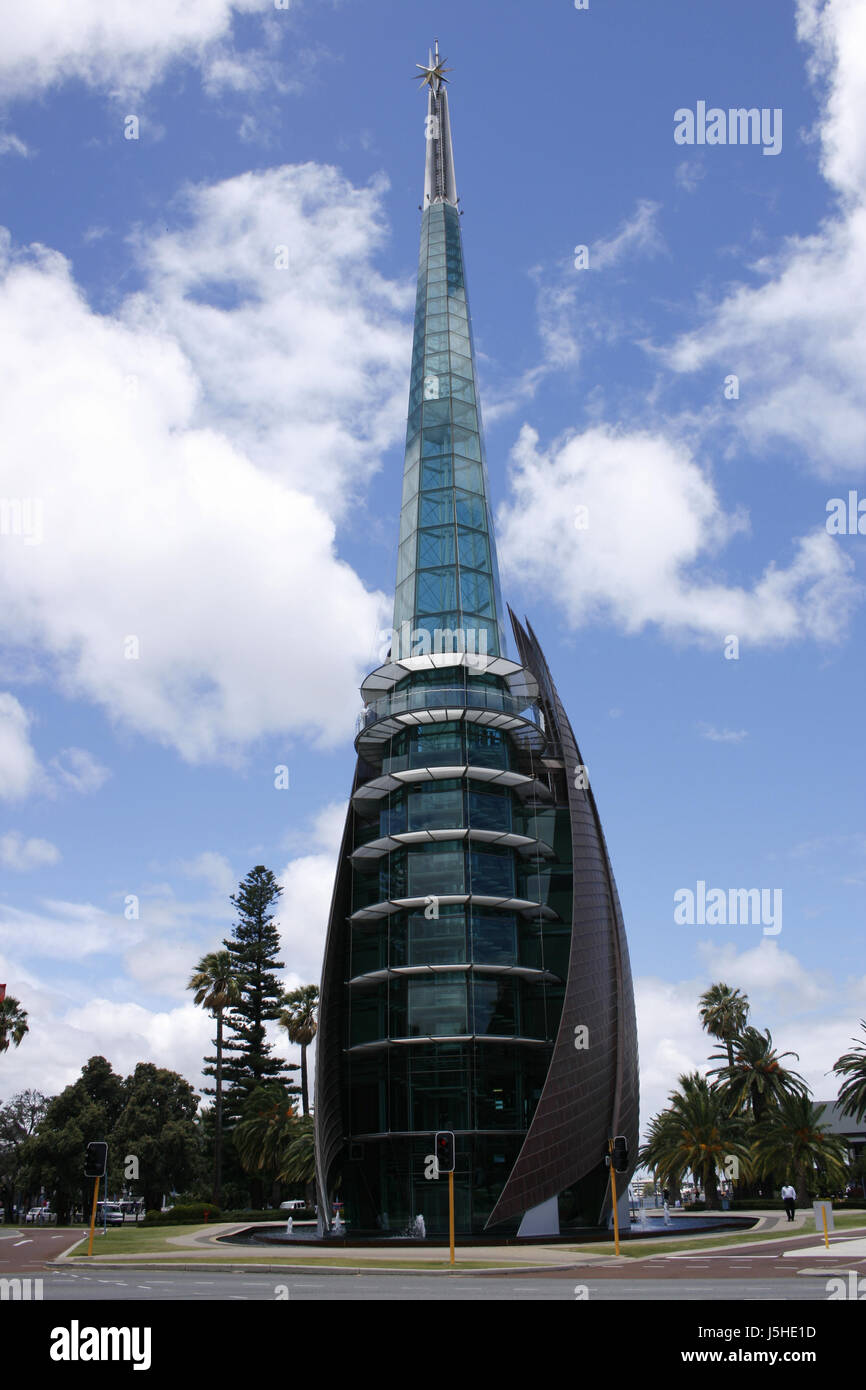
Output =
[
  {"x1": 435, "y1": 1131, "x2": 456, "y2": 1265},
  {"x1": 84, "y1": 1142, "x2": 108, "y2": 1257},
  {"x1": 606, "y1": 1136, "x2": 629, "y2": 1256}
]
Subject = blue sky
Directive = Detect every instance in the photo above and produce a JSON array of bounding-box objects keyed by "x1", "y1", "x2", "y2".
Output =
[{"x1": 0, "y1": 0, "x2": 863, "y2": 1126}]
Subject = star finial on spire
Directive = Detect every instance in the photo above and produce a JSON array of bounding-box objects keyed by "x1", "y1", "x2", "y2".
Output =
[{"x1": 415, "y1": 38, "x2": 451, "y2": 94}]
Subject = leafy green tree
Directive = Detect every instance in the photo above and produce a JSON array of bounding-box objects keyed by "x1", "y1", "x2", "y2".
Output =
[
  {"x1": 188, "y1": 949, "x2": 240, "y2": 1204},
  {"x1": 221, "y1": 867, "x2": 297, "y2": 1113},
  {"x1": 639, "y1": 1072, "x2": 751, "y2": 1209},
  {"x1": 22, "y1": 1057, "x2": 124, "y2": 1222},
  {"x1": 699, "y1": 983, "x2": 750, "y2": 1070},
  {"x1": 832, "y1": 1020, "x2": 866, "y2": 1124},
  {"x1": 111, "y1": 1063, "x2": 200, "y2": 1211},
  {"x1": 752, "y1": 1095, "x2": 849, "y2": 1204},
  {"x1": 279, "y1": 985, "x2": 318, "y2": 1116},
  {"x1": 0, "y1": 1091, "x2": 48, "y2": 1220},
  {"x1": 709, "y1": 1026, "x2": 808, "y2": 1123},
  {"x1": 0, "y1": 995, "x2": 29, "y2": 1055}
]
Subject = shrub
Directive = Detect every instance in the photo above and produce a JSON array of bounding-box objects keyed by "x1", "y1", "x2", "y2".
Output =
[{"x1": 141, "y1": 1203, "x2": 221, "y2": 1226}]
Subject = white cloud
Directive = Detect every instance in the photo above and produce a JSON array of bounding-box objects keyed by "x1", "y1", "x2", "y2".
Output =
[
  {"x1": 49, "y1": 746, "x2": 110, "y2": 795},
  {"x1": 278, "y1": 800, "x2": 345, "y2": 992},
  {"x1": 0, "y1": 693, "x2": 41, "y2": 800},
  {"x1": 592, "y1": 199, "x2": 665, "y2": 271},
  {"x1": 0, "y1": 899, "x2": 141, "y2": 961},
  {"x1": 497, "y1": 423, "x2": 860, "y2": 646},
  {"x1": 660, "y1": 0, "x2": 866, "y2": 475},
  {"x1": 695, "y1": 938, "x2": 831, "y2": 1011},
  {"x1": 0, "y1": 0, "x2": 264, "y2": 100},
  {"x1": 181, "y1": 850, "x2": 236, "y2": 898},
  {"x1": 674, "y1": 159, "x2": 705, "y2": 194},
  {"x1": 0, "y1": 831, "x2": 60, "y2": 870},
  {"x1": 0, "y1": 132, "x2": 32, "y2": 158},
  {"x1": 699, "y1": 724, "x2": 748, "y2": 743},
  {"x1": 0, "y1": 162, "x2": 411, "y2": 762}
]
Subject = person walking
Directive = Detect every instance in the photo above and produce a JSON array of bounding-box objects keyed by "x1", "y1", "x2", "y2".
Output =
[{"x1": 781, "y1": 1182, "x2": 797, "y2": 1222}]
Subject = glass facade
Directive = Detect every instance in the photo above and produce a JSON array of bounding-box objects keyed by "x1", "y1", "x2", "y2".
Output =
[
  {"x1": 393, "y1": 200, "x2": 507, "y2": 662},
  {"x1": 314, "y1": 62, "x2": 639, "y2": 1240}
]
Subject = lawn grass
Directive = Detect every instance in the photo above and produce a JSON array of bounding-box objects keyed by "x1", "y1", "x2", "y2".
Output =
[{"x1": 69, "y1": 1227, "x2": 213, "y2": 1256}]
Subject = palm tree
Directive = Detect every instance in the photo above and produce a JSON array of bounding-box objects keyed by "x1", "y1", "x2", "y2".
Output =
[
  {"x1": 278, "y1": 1113, "x2": 316, "y2": 1209},
  {"x1": 187, "y1": 950, "x2": 240, "y2": 1205},
  {"x1": 639, "y1": 1072, "x2": 751, "y2": 1209},
  {"x1": 753, "y1": 1095, "x2": 849, "y2": 1205},
  {"x1": 709, "y1": 1026, "x2": 808, "y2": 1124},
  {"x1": 0, "y1": 995, "x2": 29, "y2": 1055},
  {"x1": 832, "y1": 1020, "x2": 866, "y2": 1123},
  {"x1": 279, "y1": 985, "x2": 319, "y2": 1117},
  {"x1": 233, "y1": 1084, "x2": 298, "y2": 1177},
  {"x1": 699, "y1": 983, "x2": 750, "y2": 1070}
]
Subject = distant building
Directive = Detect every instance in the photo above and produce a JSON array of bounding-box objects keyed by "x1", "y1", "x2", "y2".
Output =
[
  {"x1": 313, "y1": 43, "x2": 639, "y2": 1236},
  {"x1": 817, "y1": 1099, "x2": 866, "y2": 1162}
]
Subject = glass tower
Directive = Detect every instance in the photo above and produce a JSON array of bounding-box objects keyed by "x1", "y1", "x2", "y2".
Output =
[{"x1": 314, "y1": 44, "x2": 639, "y2": 1237}]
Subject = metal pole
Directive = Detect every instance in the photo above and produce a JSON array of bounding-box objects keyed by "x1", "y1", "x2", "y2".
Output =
[
  {"x1": 86, "y1": 1177, "x2": 100, "y2": 1256},
  {"x1": 608, "y1": 1139, "x2": 621, "y2": 1256},
  {"x1": 448, "y1": 1170, "x2": 455, "y2": 1266}
]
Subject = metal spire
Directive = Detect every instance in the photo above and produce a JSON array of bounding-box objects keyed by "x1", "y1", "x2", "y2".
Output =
[{"x1": 415, "y1": 39, "x2": 458, "y2": 207}]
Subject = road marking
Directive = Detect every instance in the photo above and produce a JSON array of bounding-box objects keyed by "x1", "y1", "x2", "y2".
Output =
[{"x1": 13, "y1": 1239, "x2": 32, "y2": 1246}]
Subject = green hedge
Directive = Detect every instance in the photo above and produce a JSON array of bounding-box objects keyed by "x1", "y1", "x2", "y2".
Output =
[
  {"x1": 727, "y1": 1198, "x2": 866, "y2": 1211},
  {"x1": 221, "y1": 1209, "x2": 315, "y2": 1223},
  {"x1": 141, "y1": 1203, "x2": 221, "y2": 1226},
  {"x1": 141, "y1": 1205, "x2": 315, "y2": 1226}
]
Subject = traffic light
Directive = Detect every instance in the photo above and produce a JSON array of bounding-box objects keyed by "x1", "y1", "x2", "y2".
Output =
[
  {"x1": 612, "y1": 1135, "x2": 629, "y2": 1173},
  {"x1": 84, "y1": 1142, "x2": 108, "y2": 1178},
  {"x1": 434, "y1": 1130, "x2": 455, "y2": 1173}
]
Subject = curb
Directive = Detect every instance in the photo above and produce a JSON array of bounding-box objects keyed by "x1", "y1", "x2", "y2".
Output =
[{"x1": 45, "y1": 1259, "x2": 578, "y2": 1277}]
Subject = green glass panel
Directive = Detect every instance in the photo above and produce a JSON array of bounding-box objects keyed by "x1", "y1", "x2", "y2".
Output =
[
  {"x1": 419, "y1": 491, "x2": 453, "y2": 526},
  {"x1": 472, "y1": 979, "x2": 515, "y2": 1035},
  {"x1": 407, "y1": 913, "x2": 467, "y2": 965},
  {"x1": 418, "y1": 526, "x2": 455, "y2": 567},
  {"x1": 420, "y1": 457, "x2": 452, "y2": 489},
  {"x1": 417, "y1": 568, "x2": 457, "y2": 614},
  {"x1": 422, "y1": 398, "x2": 451, "y2": 427},
  {"x1": 396, "y1": 535, "x2": 416, "y2": 585},
  {"x1": 460, "y1": 570, "x2": 493, "y2": 616},
  {"x1": 408, "y1": 846, "x2": 465, "y2": 897},
  {"x1": 401, "y1": 462, "x2": 419, "y2": 505},
  {"x1": 458, "y1": 527, "x2": 490, "y2": 570},
  {"x1": 470, "y1": 912, "x2": 517, "y2": 964},
  {"x1": 408, "y1": 976, "x2": 468, "y2": 1036},
  {"x1": 455, "y1": 492, "x2": 485, "y2": 528},
  {"x1": 450, "y1": 399, "x2": 478, "y2": 429},
  {"x1": 454, "y1": 458, "x2": 483, "y2": 492}
]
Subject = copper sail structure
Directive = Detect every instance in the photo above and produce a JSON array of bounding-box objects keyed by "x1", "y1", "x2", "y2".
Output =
[{"x1": 314, "y1": 43, "x2": 638, "y2": 1236}]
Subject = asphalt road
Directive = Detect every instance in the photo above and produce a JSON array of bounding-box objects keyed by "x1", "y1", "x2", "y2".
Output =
[
  {"x1": 0, "y1": 1226, "x2": 78, "y2": 1272},
  {"x1": 22, "y1": 1269, "x2": 856, "y2": 1300}
]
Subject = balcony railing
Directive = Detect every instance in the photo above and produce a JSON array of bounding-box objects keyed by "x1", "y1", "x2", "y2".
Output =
[{"x1": 355, "y1": 685, "x2": 541, "y2": 738}]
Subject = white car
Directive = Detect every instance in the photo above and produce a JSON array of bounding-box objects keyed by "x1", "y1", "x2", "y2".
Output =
[
  {"x1": 95, "y1": 1202, "x2": 125, "y2": 1226},
  {"x1": 279, "y1": 1200, "x2": 307, "y2": 1211},
  {"x1": 25, "y1": 1207, "x2": 55, "y2": 1224}
]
